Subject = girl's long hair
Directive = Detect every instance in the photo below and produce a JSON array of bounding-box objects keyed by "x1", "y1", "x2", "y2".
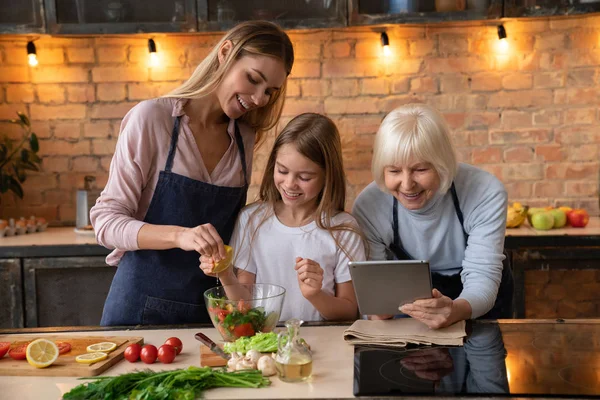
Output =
[{"x1": 164, "y1": 21, "x2": 294, "y2": 144}]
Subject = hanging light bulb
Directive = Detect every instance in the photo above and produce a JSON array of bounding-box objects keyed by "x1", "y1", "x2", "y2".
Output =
[
  {"x1": 148, "y1": 38, "x2": 160, "y2": 67},
  {"x1": 497, "y1": 25, "x2": 509, "y2": 52},
  {"x1": 380, "y1": 32, "x2": 391, "y2": 57},
  {"x1": 27, "y1": 41, "x2": 38, "y2": 67}
]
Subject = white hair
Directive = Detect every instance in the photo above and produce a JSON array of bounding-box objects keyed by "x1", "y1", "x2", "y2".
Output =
[{"x1": 372, "y1": 103, "x2": 458, "y2": 194}]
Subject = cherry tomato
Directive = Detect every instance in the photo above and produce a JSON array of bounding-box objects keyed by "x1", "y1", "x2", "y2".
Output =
[
  {"x1": 140, "y1": 344, "x2": 158, "y2": 364},
  {"x1": 56, "y1": 342, "x2": 72, "y2": 355},
  {"x1": 164, "y1": 337, "x2": 183, "y2": 355},
  {"x1": 233, "y1": 322, "x2": 255, "y2": 338},
  {"x1": 217, "y1": 309, "x2": 231, "y2": 322},
  {"x1": 0, "y1": 342, "x2": 10, "y2": 358},
  {"x1": 157, "y1": 344, "x2": 176, "y2": 364},
  {"x1": 8, "y1": 344, "x2": 28, "y2": 360},
  {"x1": 124, "y1": 343, "x2": 142, "y2": 363}
]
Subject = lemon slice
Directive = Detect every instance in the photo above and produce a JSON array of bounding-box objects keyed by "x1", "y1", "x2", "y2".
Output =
[
  {"x1": 76, "y1": 352, "x2": 108, "y2": 364},
  {"x1": 86, "y1": 342, "x2": 117, "y2": 353},
  {"x1": 26, "y1": 339, "x2": 59, "y2": 368},
  {"x1": 213, "y1": 245, "x2": 234, "y2": 273}
]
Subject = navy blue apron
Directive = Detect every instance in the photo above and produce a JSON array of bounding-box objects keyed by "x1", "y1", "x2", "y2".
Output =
[
  {"x1": 101, "y1": 116, "x2": 248, "y2": 326},
  {"x1": 389, "y1": 183, "x2": 513, "y2": 319}
]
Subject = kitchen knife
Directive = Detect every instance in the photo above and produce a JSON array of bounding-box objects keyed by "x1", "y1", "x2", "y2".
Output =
[{"x1": 194, "y1": 332, "x2": 231, "y2": 360}]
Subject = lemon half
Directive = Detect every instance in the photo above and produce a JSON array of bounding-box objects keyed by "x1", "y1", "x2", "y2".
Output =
[
  {"x1": 86, "y1": 342, "x2": 117, "y2": 353},
  {"x1": 76, "y1": 352, "x2": 108, "y2": 364},
  {"x1": 26, "y1": 339, "x2": 59, "y2": 368},
  {"x1": 212, "y1": 245, "x2": 234, "y2": 273}
]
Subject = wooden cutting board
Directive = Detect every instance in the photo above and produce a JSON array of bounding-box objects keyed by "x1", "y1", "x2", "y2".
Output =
[
  {"x1": 199, "y1": 343, "x2": 228, "y2": 367},
  {"x1": 0, "y1": 335, "x2": 144, "y2": 377}
]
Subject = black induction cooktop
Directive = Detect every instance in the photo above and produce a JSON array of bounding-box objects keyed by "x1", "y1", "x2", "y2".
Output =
[{"x1": 353, "y1": 320, "x2": 600, "y2": 398}]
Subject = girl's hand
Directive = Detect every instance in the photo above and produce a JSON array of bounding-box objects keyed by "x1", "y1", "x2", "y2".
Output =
[
  {"x1": 199, "y1": 255, "x2": 216, "y2": 277},
  {"x1": 177, "y1": 223, "x2": 226, "y2": 261},
  {"x1": 399, "y1": 289, "x2": 455, "y2": 329},
  {"x1": 294, "y1": 257, "x2": 324, "y2": 300}
]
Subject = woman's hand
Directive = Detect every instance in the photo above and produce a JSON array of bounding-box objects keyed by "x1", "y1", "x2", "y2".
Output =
[
  {"x1": 399, "y1": 289, "x2": 456, "y2": 329},
  {"x1": 199, "y1": 255, "x2": 217, "y2": 277},
  {"x1": 177, "y1": 223, "x2": 226, "y2": 260},
  {"x1": 367, "y1": 314, "x2": 394, "y2": 320},
  {"x1": 400, "y1": 347, "x2": 454, "y2": 382},
  {"x1": 295, "y1": 257, "x2": 324, "y2": 299}
]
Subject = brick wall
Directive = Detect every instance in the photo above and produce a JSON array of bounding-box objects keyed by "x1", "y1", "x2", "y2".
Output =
[{"x1": 0, "y1": 15, "x2": 599, "y2": 224}]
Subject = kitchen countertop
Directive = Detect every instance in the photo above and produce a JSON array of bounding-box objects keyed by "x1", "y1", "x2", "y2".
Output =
[{"x1": 0, "y1": 320, "x2": 598, "y2": 400}]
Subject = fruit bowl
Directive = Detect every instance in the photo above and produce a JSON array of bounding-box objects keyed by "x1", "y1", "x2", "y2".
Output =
[{"x1": 204, "y1": 283, "x2": 285, "y2": 342}]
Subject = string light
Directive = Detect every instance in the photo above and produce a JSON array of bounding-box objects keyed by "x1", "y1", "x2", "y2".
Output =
[
  {"x1": 26, "y1": 41, "x2": 38, "y2": 67},
  {"x1": 148, "y1": 38, "x2": 160, "y2": 67},
  {"x1": 497, "y1": 24, "x2": 509, "y2": 52},
  {"x1": 380, "y1": 32, "x2": 391, "y2": 57}
]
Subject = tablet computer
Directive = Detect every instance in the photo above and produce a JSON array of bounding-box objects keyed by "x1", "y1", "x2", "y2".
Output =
[{"x1": 349, "y1": 260, "x2": 432, "y2": 316}]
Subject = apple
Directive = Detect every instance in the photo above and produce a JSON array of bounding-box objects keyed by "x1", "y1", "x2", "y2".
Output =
[
  {"x1": 527, "y1": 207, "x2": 546, "y2": 225},
  {"x1": 549, "y1": 209, "x2": 567, "y2": 228},
  {"x1": 531, "y1": 212, "x2": 555, "y2": 230},
  {"x1": 566, "y1": 209, "x2": 589, "y2": 228}
]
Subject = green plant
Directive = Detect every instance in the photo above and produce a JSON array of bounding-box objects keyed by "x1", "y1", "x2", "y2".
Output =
[{"x1": 0, "y1": 112, "x2": 41, "y2": 199}]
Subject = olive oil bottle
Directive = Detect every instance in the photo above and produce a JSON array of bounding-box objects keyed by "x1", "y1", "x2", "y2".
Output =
[{"x1": 275, "y1": 318, "x2": 313, "y2": 382}]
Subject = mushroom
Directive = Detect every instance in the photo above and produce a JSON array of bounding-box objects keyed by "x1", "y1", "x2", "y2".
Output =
[
  {"x1": 235, "y1": 356, "x2": 256, "y2": 371},
  {"x1": 245, "y1": 349, "x2": 261, "y2": 364},
  {"x1": 257, "y1": 355, "x2": 277, "y2": 377}
]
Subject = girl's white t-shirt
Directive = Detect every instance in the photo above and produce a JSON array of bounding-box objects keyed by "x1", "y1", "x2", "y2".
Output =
[{"x1": 229, "y1": 203, "x2": 366, "y2": 322}]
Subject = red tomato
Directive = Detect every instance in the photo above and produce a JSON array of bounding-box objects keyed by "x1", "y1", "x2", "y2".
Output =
[
  {"x1": 217, "y1": 309, "x2": 231, "y2": 322},
  {"x1": 140, "y1": 344, "x2": 158, "y2": 364},
  {"x1": 124, "y1": 343, "x2": 142, "y2": 363},
  {"x1": 157, "y1": 344, "x2": 176, "y2": 364},
  {"x1": 233, "y1": 322, "x2": 255, "y2": 338},
  {"x1": 0, "y1": 342, "x2": 10, "y2": 358},
  {"x1": 9, "y1": 344, "x2": 28, "y2": 360},
  {"x1": 164, "y1": 337, "x2": 183, "y2": 355},
  {"x1": 56, "y1": 342, "x2": 72, "y2": 355}
]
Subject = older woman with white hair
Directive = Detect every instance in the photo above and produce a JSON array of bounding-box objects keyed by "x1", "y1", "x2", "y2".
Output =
[{"x1": 352, "y1": 103, "x2": 513, "y2": 329}]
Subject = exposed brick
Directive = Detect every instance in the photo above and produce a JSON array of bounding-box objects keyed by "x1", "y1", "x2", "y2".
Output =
[
  {"x1": 501, "y1": 111, "x2": 532, "y2": 128},
  {"x1": 281, "y1": 99, "x2": 324, "y2": 116},
  {"x1": 53, "y1": 122, "x2": 82, "y2": 139},
  {"x1": 409, "y1": 39, "x2": 436, "y2": 57},
  {"x1": 470, "y1": 73, "x2": 502, "y2": 91},
  {"x1": 567, "y1": 69, "x2": 598, "y2": 86},
  {"x1": 378, "y1": 94, "x2": 426, "y2": 113},
  {"x1": 0, "y1": 104, "x2": 26, "y2": 120},
  {"x1": 331, "y1": 79, "x2": 358, "y2": 97},
  {"x1": 67, "y1": 47, "x2": 95, "y2": 63},
  {"x1": 100, "y1": 156, "x2": 113, "y2": 172},
  {"x1": 564, "y1": 88, "x2": 600, "y2": 105},
  {"x1": 535, "y1": 33, "x2": 566, "y2": 51},
  {"x1": 97, "y1": 83, "x2": 127, "y2": 102},
  {"x1": 502, "y1": 73, "x2": 533, "y2": 90},
  {"x1": 504, "y1": 146, "x2": 534, "y2": 162},
  {"x1": 555, "y1": 125, "x2": 599, "y2": 144},
  {"x1": 21, "y1": 174, "x2": 58, "y2": 192},
  {"x1": 72, "y1": 156, "x2": 100, "y2": 172},
  {"x1": 291, "y1": 60, "x2": 321, "y2": 78},
  {"x1": 31, "y1": 67, "x2": 88, "y2": 83},
  {"x1": 293, "y1": 41, "x2": 322, "y2": 60},
  {"x1": 569, "y1": 32, "x2": 600, "y2": 49},
  {"x1": 565, "y1": 181, "x2": 599, "y2": 197},
  {"x1": 186, "y1": 46, "x2": 212, "y2": 67},
  {"x1": 30, "y1": 121, "x2": 51, "y2": 139},
  {"x1": 44, "y1": 189, "x2": 72, "y2": 205},
  {"x1": 30, "y1": 104, "x2": 86, "y2": 121},
  {"x1": 439, "y1": 74, "x2": 469, "y2": 93},
  {"x1": 37, "y1": 84, "x2": 66, "y2": 104},
  {"x1": 410, "y1": 77, "x2": 438, "y2": 93},
  {"x1": 384, "y1": 59, "x2": 422, "y2": 75},
  {"x1": 323, "y1": 59, "x2": 379, "y2": 78},
  {"x1": 6, "y1": 84, "x2": 35, "y2": 103},
  {"x1": 567, "y1": 144, "x2": 599, "y2": 162},
  {"x1": 38, "y1": 140, "x2": 91, "y2": 157},
  {"x1": 535, "y1": 145, "x2": 566, "y2": 162},
  {"x1": 324, "y1": 97, "x2": 378, "y2": 115},
  {"x1": 490, "y1": 129, "x2": 551, "y2": 144},
  {"x1": 355, "y1": 39, "x2": 383, "y2": 59},
  {"x1": 503, "y1": 163, "x2": 544, "y2": 181},
  {"x1": 545, "y1": 163, "x2": 598, "y2": 179},
  {"x1": 533, "y1": 110, "x2": 562, "y2": 126},
  {"x1": 438, "y1": 35, "x2": 468, "y2": 55},
  {"x1": 443, "y1": 113, "x2": 466, "y2": 129},
  {"x1": 564, "y1": 108, "x2": 597, "y2": 124},
  {"x1": 533, "y1": 71, "x2": 565, "y2": 89},
  {"x1": 467, "y1": 112, "x2": 500, "y2": 130},
  {"x1": 534, "y1": 181, "x2": 564, "y2": 197},
  {"x1": 97, "y1": 46, "x2": 127, "y2": 63},
  {"x1": 84, "y1": 121, "x2": 112, "y2": 138},
  {"x1": 285, "y1": 80, "x2": 301, "y2": 97},
  {"x1": 3, "y1": 47, "x2": 28, "y2": 65},
  {"x1": 488, "y1": 90, "x2": 553, "y2": 108},
  {"x1": 361, "y1": 78, "x2": 388, "y2": 95},
  {"x1": 93, "y1": 67, "x2": 148, "y2": 82},
  {"x1": 302, "y1": 79, "x2": 329, "y2": 97},
  {"x1": 66, "y1": 84, "x2": 95, "y2": 103},
  {"x1": 37, "y1": 47, "x2": 65, "y2": 65},
  {"x1": 472, "y1": 147, "x2": 502, "y2": 164},
  {"x1": 0, "y1": 67, "x2": 29, "y2": 82},
  {"x1": 90, "y1": 102, "x2": 137, "y2": 119},
  {"x1": 504, "y1": 182, "x2": 533, "y2": 198},
  {"x1": 427, "y1": 57, "x2": 491, "y2": 74},
  {"x1": 326, "y1": 41, "x2": 351, "y2": 58},
  {"x1": 390, "y1": 77, "x2": 410, "y2": 94},
  {"x1": 41, "y1": 157, "x2": 70, "y2": 173}
]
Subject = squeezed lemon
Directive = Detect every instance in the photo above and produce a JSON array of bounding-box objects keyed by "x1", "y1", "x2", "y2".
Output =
[
  {"x1": 76, "y1": 352, "x2": 108, "y2": 364},
  {"x1": 26, "y1": 339, "x2": 59, "y2": 368},
  {"x1": 212, "y1": 245, "x2": 234, "y2": 273},
  {"x1": 86, "y1": 342, "x2": 117, "y2": 353}
]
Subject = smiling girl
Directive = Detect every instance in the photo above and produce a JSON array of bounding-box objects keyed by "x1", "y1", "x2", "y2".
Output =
[{"x1": 200, "y1": 113, "x2": 365, "y2": 322}]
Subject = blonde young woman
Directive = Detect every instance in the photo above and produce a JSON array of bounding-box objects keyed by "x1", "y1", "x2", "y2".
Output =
[
  {"x1": 352, "y1": 104, "x2": 512, "y2": 329},
  {"x1": 200, "y1": 113, "x2": 365, "y2": 322},
  {"x1": 91, "y1": 21, "x2": 294, "y2": 326}
]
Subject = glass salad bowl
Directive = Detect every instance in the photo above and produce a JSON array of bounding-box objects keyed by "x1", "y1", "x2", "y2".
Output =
[{"x1": 204, "y1": 283, "x2": 286, "y2": 342}]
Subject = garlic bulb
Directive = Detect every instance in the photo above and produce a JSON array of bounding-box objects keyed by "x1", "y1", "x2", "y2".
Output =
[
  {"x1": 245, "y1": 349, "x2": 261, "y2": 364},
  {"x1": 227, "y1": 352, "x2": 242, "y2": 372}
]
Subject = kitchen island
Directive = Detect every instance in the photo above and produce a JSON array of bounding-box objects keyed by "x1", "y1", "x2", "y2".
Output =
[{"x1": 0, "y1": 319, "x2": 598, "y2": 399}]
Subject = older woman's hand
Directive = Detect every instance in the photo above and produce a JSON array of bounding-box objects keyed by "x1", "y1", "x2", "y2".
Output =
[{"x1": 399, "y1": 289, "x2": 455, "y2": 329}]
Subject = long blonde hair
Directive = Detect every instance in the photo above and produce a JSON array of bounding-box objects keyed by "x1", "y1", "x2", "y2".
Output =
[
  {"x1": 165, "y1": 21, "x2": 294, "y2": 144},
  {"x1": 243, "y1": 113, "x2": 366, "y2": 262}
]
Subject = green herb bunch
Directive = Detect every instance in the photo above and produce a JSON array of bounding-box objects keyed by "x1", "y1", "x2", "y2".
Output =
[
  {"x1": 63, "y1": 366, "x2": 271, "y2": 400},
  {"x1": 0, "y1": 112, "x2": 41, "y2": 199}
]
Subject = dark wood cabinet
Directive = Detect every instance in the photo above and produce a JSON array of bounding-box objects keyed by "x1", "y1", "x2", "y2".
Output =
[
  {"x1": 0, "y1": 258, "x2": 23, "y2": 329},
  {"x1": 23, "y1": 256, "x2": 115, "y2": 327},
  {"x1": 0, "y1": 0, "x2": 45, "y2": 33},
  {"x1": 504, "y1": 0, "x2": 600, "y2": 18}
]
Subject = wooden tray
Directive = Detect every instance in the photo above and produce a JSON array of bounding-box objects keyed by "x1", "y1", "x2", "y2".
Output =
[
  {"x1": 199, "y1": 343, "x2": 228, "y2": 367},
  {"x1": 0, "y1": 335, "x2": 144, "y2": 376}
]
